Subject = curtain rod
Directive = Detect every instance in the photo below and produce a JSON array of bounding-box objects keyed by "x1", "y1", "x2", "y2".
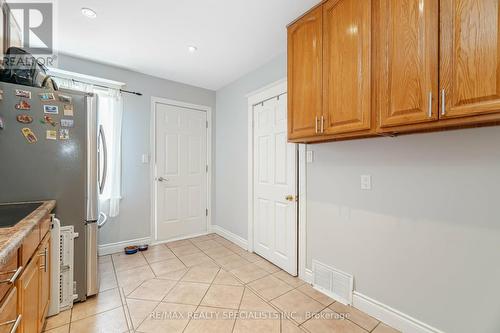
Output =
[{"x1": 53, "y1": 76, "x2": 143, "y2": 96}]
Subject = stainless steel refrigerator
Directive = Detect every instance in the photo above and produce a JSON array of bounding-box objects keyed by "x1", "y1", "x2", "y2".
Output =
[{"x1": 0, "y1": 81, "x2": 105, "y2": 301}]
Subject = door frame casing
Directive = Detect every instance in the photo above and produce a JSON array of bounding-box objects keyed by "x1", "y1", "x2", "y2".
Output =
[
  {"x1": 150, "y1": 97, "x2": 213, "y2": 243},
  {"x1": 246, "y1": 78, "x2": 307, "y2": 278}
]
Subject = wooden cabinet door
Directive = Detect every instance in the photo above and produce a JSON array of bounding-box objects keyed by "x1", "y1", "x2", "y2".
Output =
[
  {"x1": 440, "y1": 0, "x2": 500, "y2": 118},
  {"x1": 287, "y1": 6, "x2": 323, "y2": 140},
  {"x1": 0, "y1": 287, "x2": 18, "y2": 333},
  {"x1": 377, "y1": 0, "x2": 439, "y2": 128},
  {"x1": 17, "y1": 256, "x2": 39, "y2": 333},
  {"x1": 322, "y1": 0, "x2": 371, "y2": 135},
  {"x1": 38, "y1": 234, "x2": 50, "y2": 330}
]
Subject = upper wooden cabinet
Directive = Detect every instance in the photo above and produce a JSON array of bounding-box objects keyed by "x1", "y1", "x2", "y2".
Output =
[
  {"x1": 440, "y1": 0, "x2": 500, "y2": 119},
  {"x1": 288, "y1": 0, "x2": 500, "y2": 143},
  {"x1": 323, "y1": 0, "x2": 371, "y2": 135},
  {"x1": 376, "y1": 0, "x2": 439, "y2": 128},
  {"x1": 287, "y1": 6, "x2": 323, "y2": 140}
]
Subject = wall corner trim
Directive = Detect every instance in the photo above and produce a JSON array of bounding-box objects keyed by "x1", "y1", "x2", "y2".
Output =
[
  {"x1": 98, "y1": 237, "x2": 152, "y2": 256},
  {"x1": 353, "y1": 292, "x2": 446, "y2": 333},
  {"x1": 210, "y1": 225, "x2": 248, "y2": 250}
]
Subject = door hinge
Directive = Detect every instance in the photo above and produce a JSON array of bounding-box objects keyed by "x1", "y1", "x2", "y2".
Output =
[
  {"x1": 206, "y1": 121, "x2": 209, "y2": 128},
  {"x1": 205, "y1": 209, "x2": 208, "y2": 216},
  {"x1": 206, "y1": 165, "x2": 208, "y2": 173}
]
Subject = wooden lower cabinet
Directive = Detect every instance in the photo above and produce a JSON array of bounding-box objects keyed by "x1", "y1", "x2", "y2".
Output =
[
  {"x1": 17, "y1": 254, "x2": 39, "y2": 333},
  {"x1": 17, "y1": 232, "x2": 51, "y2": 333},
  {"x1": 38, "y1": 234, "x2": 50, "y2": 331},
  {"x1": 0, "y1": 287, "x2": 19, "y2": 333},
  {"x1": 0, "y1": 252, "x2": 18, "y2": 303}
]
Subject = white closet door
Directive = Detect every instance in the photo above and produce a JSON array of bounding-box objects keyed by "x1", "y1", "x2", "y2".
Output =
[
  {"x1": 155, "y1": 102, "x2": 207, "y2": 241},
  {"x1": 253, "y1": 94, "x2": 298, "y2": 275}
]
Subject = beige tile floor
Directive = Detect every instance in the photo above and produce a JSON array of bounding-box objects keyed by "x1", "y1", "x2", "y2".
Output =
[{"x1": 43, "y1": 233, "x2": 401, "y2": 333}]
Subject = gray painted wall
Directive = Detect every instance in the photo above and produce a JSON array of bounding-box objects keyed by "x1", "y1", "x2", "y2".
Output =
[
  {"x1": 214, "y1": 55, "x2": 287, "y2": 237},
  {"x1": 215, "y1": 53, "x2": 500, "y2": 333},
  {"x1": 307, "y1": 128, "x2": 500, "y2": 333},
  {"x1": 56, "y1": 54, "x2": 216, "y2": 246}
]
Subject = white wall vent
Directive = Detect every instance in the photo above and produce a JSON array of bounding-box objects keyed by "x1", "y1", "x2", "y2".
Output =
[
  {"x1": 48, "y1": 217, "x2": 78, "y2": 316},
  {"x1": 312, "y1": 260, "x2": 354, "y2": 305}
]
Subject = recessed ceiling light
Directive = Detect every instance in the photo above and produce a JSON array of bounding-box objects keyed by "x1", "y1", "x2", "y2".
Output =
[
  {"x1": 81, "y1": 7, "x2": 97, "y2": 19},
  {"x1": 188, "y1": 45, "x2": 198, "y2": 53}
]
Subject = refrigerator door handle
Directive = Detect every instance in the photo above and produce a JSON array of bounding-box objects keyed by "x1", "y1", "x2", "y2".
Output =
[{"x1": 98, "y1": 125, "x2": 108, "y2": 195}]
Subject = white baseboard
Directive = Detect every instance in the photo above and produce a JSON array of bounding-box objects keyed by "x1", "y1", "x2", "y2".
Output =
[
  {"x1": 150, "y1": 232, "x2": 210, "y2": 246},
  {"x1": 302, "y1": 268, "x2": 313, "y2": 284},
  {"x1": 98, "y1": 237, "x2": 151, "y2": 256},
  {"x1": 353, "y1": 292, "x2": 445, "y2": 333},
  {"x1": 210, "y1": 225, "x2": 248, "y2": 250}
]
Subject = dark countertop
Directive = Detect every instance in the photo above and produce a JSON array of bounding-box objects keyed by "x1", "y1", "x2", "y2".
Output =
[{"x1": 0, "y1": 200, "x2": 56, "y2": 264}]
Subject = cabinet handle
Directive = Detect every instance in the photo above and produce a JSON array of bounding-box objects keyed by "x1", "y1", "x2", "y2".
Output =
[
  {"x1": 441, "y1": 89, "x2": 446, "y2": 116},
  {"x1": 39, "y1": 248, "x2": 48, "y2": 272},
  {"x1": 0, "y1": 314, "x2": 22, "y2": 333},
  {"x1": 320, "y1": 115, "x2": 324, "y2": 133},
  {"x1": 428, "y1": 92, "x2": 433, "y2": 118},
  {"x1": 315, "y1": 116, "x2": 318, "y2": 134},
  {"x1": 0, "y1": 266, "x2": 23, "y2": 284}
]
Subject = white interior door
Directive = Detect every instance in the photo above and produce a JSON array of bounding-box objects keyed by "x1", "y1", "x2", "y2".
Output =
[
  {"x1": 253, "y1": 94, "x2": 298, "y2": 275},
  {"x1": 155, "y1": 102, "x2": 208, "y2": 241}
]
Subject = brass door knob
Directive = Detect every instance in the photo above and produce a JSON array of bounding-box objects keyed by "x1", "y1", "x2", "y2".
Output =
[{"x1": 285, "y1": 195, "x2": 297, "y2": 202}]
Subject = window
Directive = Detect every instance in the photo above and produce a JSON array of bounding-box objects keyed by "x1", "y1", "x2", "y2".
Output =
[{"x1": 51, "y1": 69, "x2": 124, "y2": 217}]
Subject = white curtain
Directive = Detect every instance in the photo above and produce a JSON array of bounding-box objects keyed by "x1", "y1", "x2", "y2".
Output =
[
  {"x1": 54, "y1": 77, "x2": 123, "y2": 217},
  {"x1": 100, "y1": 91, "x2": 123, "y2": 217}
]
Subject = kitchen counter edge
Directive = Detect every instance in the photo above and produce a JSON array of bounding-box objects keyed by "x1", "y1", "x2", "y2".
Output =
[{"x1": 0, "y1": 200, "x2": 56, "y2": 264}]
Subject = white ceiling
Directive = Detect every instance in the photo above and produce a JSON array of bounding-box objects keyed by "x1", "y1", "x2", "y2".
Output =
[{"x1": 57, "y1": 0, "x2": 320, "y2": 90}]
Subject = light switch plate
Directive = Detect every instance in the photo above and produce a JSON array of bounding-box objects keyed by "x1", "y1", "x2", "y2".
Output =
[
  {"x1": 306, "y1": 150, "x2": 314, "y2": 163},
  {"x1": 361, "y1": 175, "x2": 371, "y2": 190},
  {"x1": 141, "y1": 154, "x2": 150, "y2": 164}
]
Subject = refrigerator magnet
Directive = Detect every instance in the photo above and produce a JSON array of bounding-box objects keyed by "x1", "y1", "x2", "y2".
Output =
[
  {"x1": 43, "y1": 105, "x2": 59, "y2": 114},
  {"x1": 0, "y1": 116, "x2": 4, "y2": 129},
  {"x1": 21, "y1": 127, "x2": 37, "y2": 143},
  {"x1": 58, "y1": 94, "x2": 72, "y2": 103},
  {"x1": 46, "y1": 130, "x2": 57, "y2": 140},
  {"x1": 17, "y1": 114, "x2": 33, "y2": 124},
  {"x1": 59, "y1": 128, "x2": 69, "y2": 140},
  {"x1": 15, "y1": 100, "x2": 31, "y2": 110},
  {"x1": 39, "y1": 92, "x2": 55, "y2": 101},
  {"x1": 63, "y1": 104, "x2": 74, "y2": 116},
  {"x1": 60, "y1": 119, "x2": 74, "y2": 128},
  {"x1": 15, "y1": 89, "x2": 31, "y2": 98},
  {"x1": 40, "y1": 115, "x2": 57, "y2": 127}
]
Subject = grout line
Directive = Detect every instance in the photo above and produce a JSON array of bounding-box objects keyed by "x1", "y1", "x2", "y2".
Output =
[
  {"x1": 131, "y1": 299, "x2": 161, "y2": 331},
  {"x1": 229, "y1": 282, "x2": 246, "y2": 333},
  {"x1": 111, "y1": 235, "x2": 385, "y2": 333},
  {"x1": 370, "y1": 321, "x2": 382, "y2": 332},
  {"x1": 112, "y1": 253, "x2": 133, "y2": 332},
  {"x1": 98, "y1": 234, "x2": 323, "y2": 333},
  {"x1": 180, "y1": 267, "x2": 219, "y2": 333},
  {"x1": 68, "y1": 307, "x2": 73, "y2": 333}
]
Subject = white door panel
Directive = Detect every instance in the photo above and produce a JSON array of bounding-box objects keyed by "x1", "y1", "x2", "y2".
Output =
[
  {"x1": 253, "y1": 94, "x2": 298, "y2": 275},
  {"x1": 156, "y1": 103, "x2": 207, "y2": 241}
]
